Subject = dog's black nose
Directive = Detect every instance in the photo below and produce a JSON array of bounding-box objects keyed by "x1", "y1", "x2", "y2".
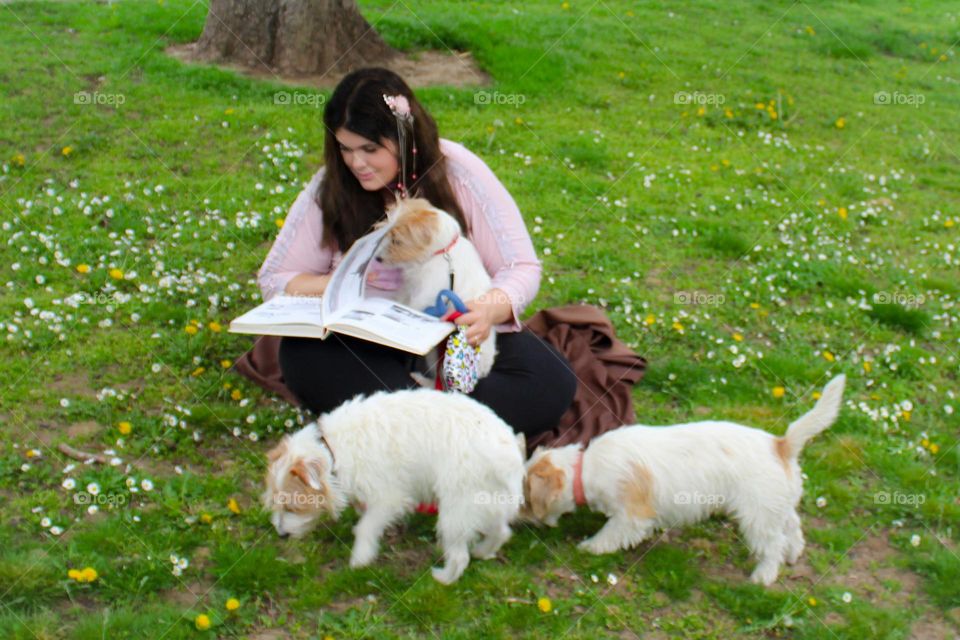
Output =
[{"x1": 278, "y1": 531, "x2": 290, "y2": 539}]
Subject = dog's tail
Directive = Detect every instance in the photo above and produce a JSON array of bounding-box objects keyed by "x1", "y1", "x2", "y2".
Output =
[{"x1": 781, "y1": 374, "x2": 846, "y2": 461}]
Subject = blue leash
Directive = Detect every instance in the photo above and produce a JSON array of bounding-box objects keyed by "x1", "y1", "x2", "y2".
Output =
[{"x1": 423, "y1": 289, "x2": 468, "y2": 318}]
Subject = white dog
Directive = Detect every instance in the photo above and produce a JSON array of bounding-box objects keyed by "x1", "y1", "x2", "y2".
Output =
[
  {"x1": 523, "y1": 375, "x2": 846, "y2": 585},
  {"x1": 378, "y1": 197, "x2": 497, "y2": 378},
  {"x1": 262, "y1": 389, "x2": 525, "y2": 584}
]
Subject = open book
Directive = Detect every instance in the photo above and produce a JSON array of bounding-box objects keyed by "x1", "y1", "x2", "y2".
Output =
[{"x1": 229, "y1": 221, "x2": 454, "y2": 355}]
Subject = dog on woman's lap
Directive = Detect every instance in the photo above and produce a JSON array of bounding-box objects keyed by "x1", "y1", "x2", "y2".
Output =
[
  {"x1": 378, "y1": 197, "x2": 497, "y2": 378},
  {"x1": 523, "y1": 375, "x2": 846, "y2": 586}
]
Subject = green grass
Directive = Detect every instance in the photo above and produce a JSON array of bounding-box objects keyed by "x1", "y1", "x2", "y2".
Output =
[{"x1": 1, "y1": 0, "x2": 959, "y2": 637}]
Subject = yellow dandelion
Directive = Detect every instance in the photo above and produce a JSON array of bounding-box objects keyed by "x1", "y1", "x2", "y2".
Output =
[
  {"x1": 733, "y1": 333, "x2": 743, "y2": 341},
  {"x1": 808, "y1": 597, "x2": 817, "y2": 606},
  {"x1": 184, "y1": 325, "x2": 199, "y2": 336},
  {"x1": 230, "y1": 389, "x2": 242, "y2": 401},
  {"x1": 561, "y1": 1, "x2": 570, "y2": 9},
  {"x1": 930, "y1": 443, "x2": 939, "y2": 454},
  {"x1": 902, "y1": 410, "x2": 911, "y2": 422},
  {"x1": 644, "y1": 314, "x2": 656, "y2": 325},
  {"x1": 227, "y1": 498, "x2": 241, "y2": 514},
  {"x1": 835, "y1": 117, "x2": 846, "y2": 129},
  {"x1": 195, "y1": 614, "x2": 211, "y2": 630},
  {"x1": 721, "y1": 158, "x2": 730, "y2": 167},
  {"x1": 224, "y1": 108, "x2": 234, "y2": 115},
  {"x1": 76, "y1": 264, "x2": 91, "y2": 274},
  {"x1": 62, "y1": 146, "x2": 73, "y2": 157},
  {"x1": 12, "y1": 152, "x2": 25, "y2": 166},
  {"x1": 772, "y1": 386, "x2": 786, "y2": 399},
  {"x1": 749, "y1": 302, "x2": 761, "y2": 309},
  {"x1": 208, "y1": 321, "x2": 222, "y2": 332},
  {"x1": 80, "y1": 567, "x2": 98, "y2": 582},
  {"x1": 67, "y1": 568, "x2": 82, "y2": 580},
  {"x1": 672, "y1": 322, "x2": 684, "y2": 333},
  {"x1": 945, "y1": 219, "x2": 955, "y2": 228},
  {"x1": 863, "y1": 361, "x2": 872, "y2": 373},
  {"x1": 838, "y1": 207, "x2": 848, "y2": 220},
  {"x1": 939, "y1": 54, "x2": 947, "y2": 62},
  {"x1": 812, "y1": 391, "x2": 822, "y2": 400},
  {"x1": 514, "y1": 117, "x2": 524, "y2": 125},
  {"x1": 805, "y1": 25, "x2": 816, "y2": 35},
  {"x1": 118, "y1": 421, "x2": 132, "y2": 435},
  {"x1": 190, "y1": 319, "x2": 201, "y2": 326},
  {"x1": 537, "y1": 596, "x2": 552, "y2": 613},
  {"x1": 191, "y1": 367, "x2": 205, "y2": 377},
  {"x1": 220, "y1": 359, "x2": 232, "y2": 369},
  {"x1": 921, "y1": 438, "x2": 930, "y2": 448},
  {"x1": 755, "y1": 102, "x2": 765, "y2": 110},
  {"x1": 769, "y1": 110, "x2": 778, "y2": 120},
  {"x1": 200, "y1": 513, "x2": 213, "y2": 524},
  {"x1": 724, "y1": 109, "x2": 733, "y2": 119},
  {"x1": 618, "y1": 71, "x2": 625, "y2": 79},
  {"x1": 275, "y1": 218, "x2": 285, "y2": 228},
  {"x1": 823, "y1": 351, "x2": 835, "y2": 362},
  {"x1": 223, "y1": 382, "x2": 232, "y2": 390},
  {"x1": 109, "y1": 268, "x2": 124, "y2": 280},
  {"x1": 697, "y1": 106, "x2": 706, "y2": 117},
  {"x1": 225, "y1": 597, "x2": 240, "y2": 611}
]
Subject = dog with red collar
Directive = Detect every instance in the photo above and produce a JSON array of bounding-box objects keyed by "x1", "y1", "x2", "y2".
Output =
[
  {"x1": 378, "y1": 197, "x2": 497, "y2": 379},
  {"x1": 522, "y1": 375, "x2": 846, "y2": 586}
]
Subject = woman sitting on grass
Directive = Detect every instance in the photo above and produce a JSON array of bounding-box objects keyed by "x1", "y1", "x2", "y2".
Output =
[{"x1": 258, "y1": 67, "x2": 576, "y2": 437}]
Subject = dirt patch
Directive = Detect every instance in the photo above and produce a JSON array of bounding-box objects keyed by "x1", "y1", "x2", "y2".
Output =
[
  {"x1": 49, "y1": 372, "x2": 96, "y2": 398},
  {"x1": 161, "y1": 578, "x2": 217, "y2": 608},
  {"x1": 67, "y1": 420, "x2": 101, "y2": 439},
  {"x1": 166, "y1": 45, "x2": 491, "y2": 89}
]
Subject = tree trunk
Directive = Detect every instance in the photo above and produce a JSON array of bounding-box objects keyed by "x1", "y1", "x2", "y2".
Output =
[{"x1": 194, "y1": 0, "x2": 395, "y2": 76}]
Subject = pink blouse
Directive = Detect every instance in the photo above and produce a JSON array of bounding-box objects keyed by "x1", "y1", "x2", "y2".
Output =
[{"x1": 257, "y1": 138, "x2": 541, "y2": 331}]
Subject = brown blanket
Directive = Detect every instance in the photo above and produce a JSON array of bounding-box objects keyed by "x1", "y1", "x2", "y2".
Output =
[{"x1": 232, "y1": 305, "x2": 645, "y2": 449}]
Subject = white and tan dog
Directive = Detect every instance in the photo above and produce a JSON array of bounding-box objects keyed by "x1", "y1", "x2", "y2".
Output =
[
  {"x1": 378, "y1": 197, "x2": 497, "y2": 377},
  {"x1": 262, "y1": 388, "x2": 525, "y2": 584},
  {"x1": 524, "y1": 375, "x2": 846, "y2": 585}
]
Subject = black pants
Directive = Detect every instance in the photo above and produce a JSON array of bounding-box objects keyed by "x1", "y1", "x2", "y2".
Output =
[{"x1": 279, "y1": 331, "x2": 577, "y2": 437}]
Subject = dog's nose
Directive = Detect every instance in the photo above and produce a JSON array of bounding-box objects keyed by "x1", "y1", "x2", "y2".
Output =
[{"x1": 277, "y1": 531, "x2": 290, "y2": 539}]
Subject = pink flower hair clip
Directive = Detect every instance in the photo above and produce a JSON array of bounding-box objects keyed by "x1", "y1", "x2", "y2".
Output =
[{"x1": 383, "y1": 94, "x2": 413, "y2": 124}]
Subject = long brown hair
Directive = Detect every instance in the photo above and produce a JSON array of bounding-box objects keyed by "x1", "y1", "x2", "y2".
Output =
[{"x1": 319, "y1": 67, "x2": 466, "y2": 252}]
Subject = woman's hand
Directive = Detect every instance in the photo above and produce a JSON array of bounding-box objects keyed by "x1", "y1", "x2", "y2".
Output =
[
  {"x1": 283, "y1": 273, "x2": 331, "y2": 297},
  {"x1": 445, "y1": 288, "x2": 515, "y2": 346}
]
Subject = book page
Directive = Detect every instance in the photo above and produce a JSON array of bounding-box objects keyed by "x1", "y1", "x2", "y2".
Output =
[
  {"x1": 322, "y1": 221, "x2": 394, "y2": 318},
  {"x1": 230, "y1": 294, "x2": 324, "y2": 328},
  {"x1": 327, "y1": 296, "x2": 453, "y2": 355}
]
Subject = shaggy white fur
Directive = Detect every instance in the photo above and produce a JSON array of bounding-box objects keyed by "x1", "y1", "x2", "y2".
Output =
[
  {"x1": 378, "y1": 197, "x2": 497, "y2": 377},
  {"x1": 523, "y1": 375, "x2": 846, "y2": 586},
  {"x1": 262, "y1": 389, "x2": 525, "y2": 584}
]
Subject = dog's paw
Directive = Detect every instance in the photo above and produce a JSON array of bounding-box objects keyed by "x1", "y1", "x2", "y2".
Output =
[
  {"x1": 749, "y1": 564, "x2": 779, "y2": 586},
  {"x1": 578, "y1": 537, "x2": 618, "y2": 555},
  {"x1": 431, "y1": 565, "x2": 463, "y2": 585},
  {"x1": 349, "y1": 544, "x2": 378, "y2": 569}
]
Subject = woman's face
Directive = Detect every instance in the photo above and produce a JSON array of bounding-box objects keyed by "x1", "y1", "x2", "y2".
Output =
[{"x1": 335, "y1": 128, "x2": 400, "y2": 192}]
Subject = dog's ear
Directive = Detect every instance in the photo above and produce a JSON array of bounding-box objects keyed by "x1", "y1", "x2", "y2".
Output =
[
  {"x1": 526, "y1": 457, "x2": 565, "y2": 521},
  {"x1": 289, "y1": 457, "x2": 323, "y2": 491},
  {"x1": 266, "y1": 437, "x2": 289, "y2": 464}
]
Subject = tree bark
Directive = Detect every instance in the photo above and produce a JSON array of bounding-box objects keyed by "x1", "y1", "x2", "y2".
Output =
[{"x1": 194, "y1": 0, "x2": 395, "y2": 76}]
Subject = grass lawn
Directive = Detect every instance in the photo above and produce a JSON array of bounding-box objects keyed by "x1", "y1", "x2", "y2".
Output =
[{"x1": 1, "y1": 0, "x2": 959, "y2": 638}]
